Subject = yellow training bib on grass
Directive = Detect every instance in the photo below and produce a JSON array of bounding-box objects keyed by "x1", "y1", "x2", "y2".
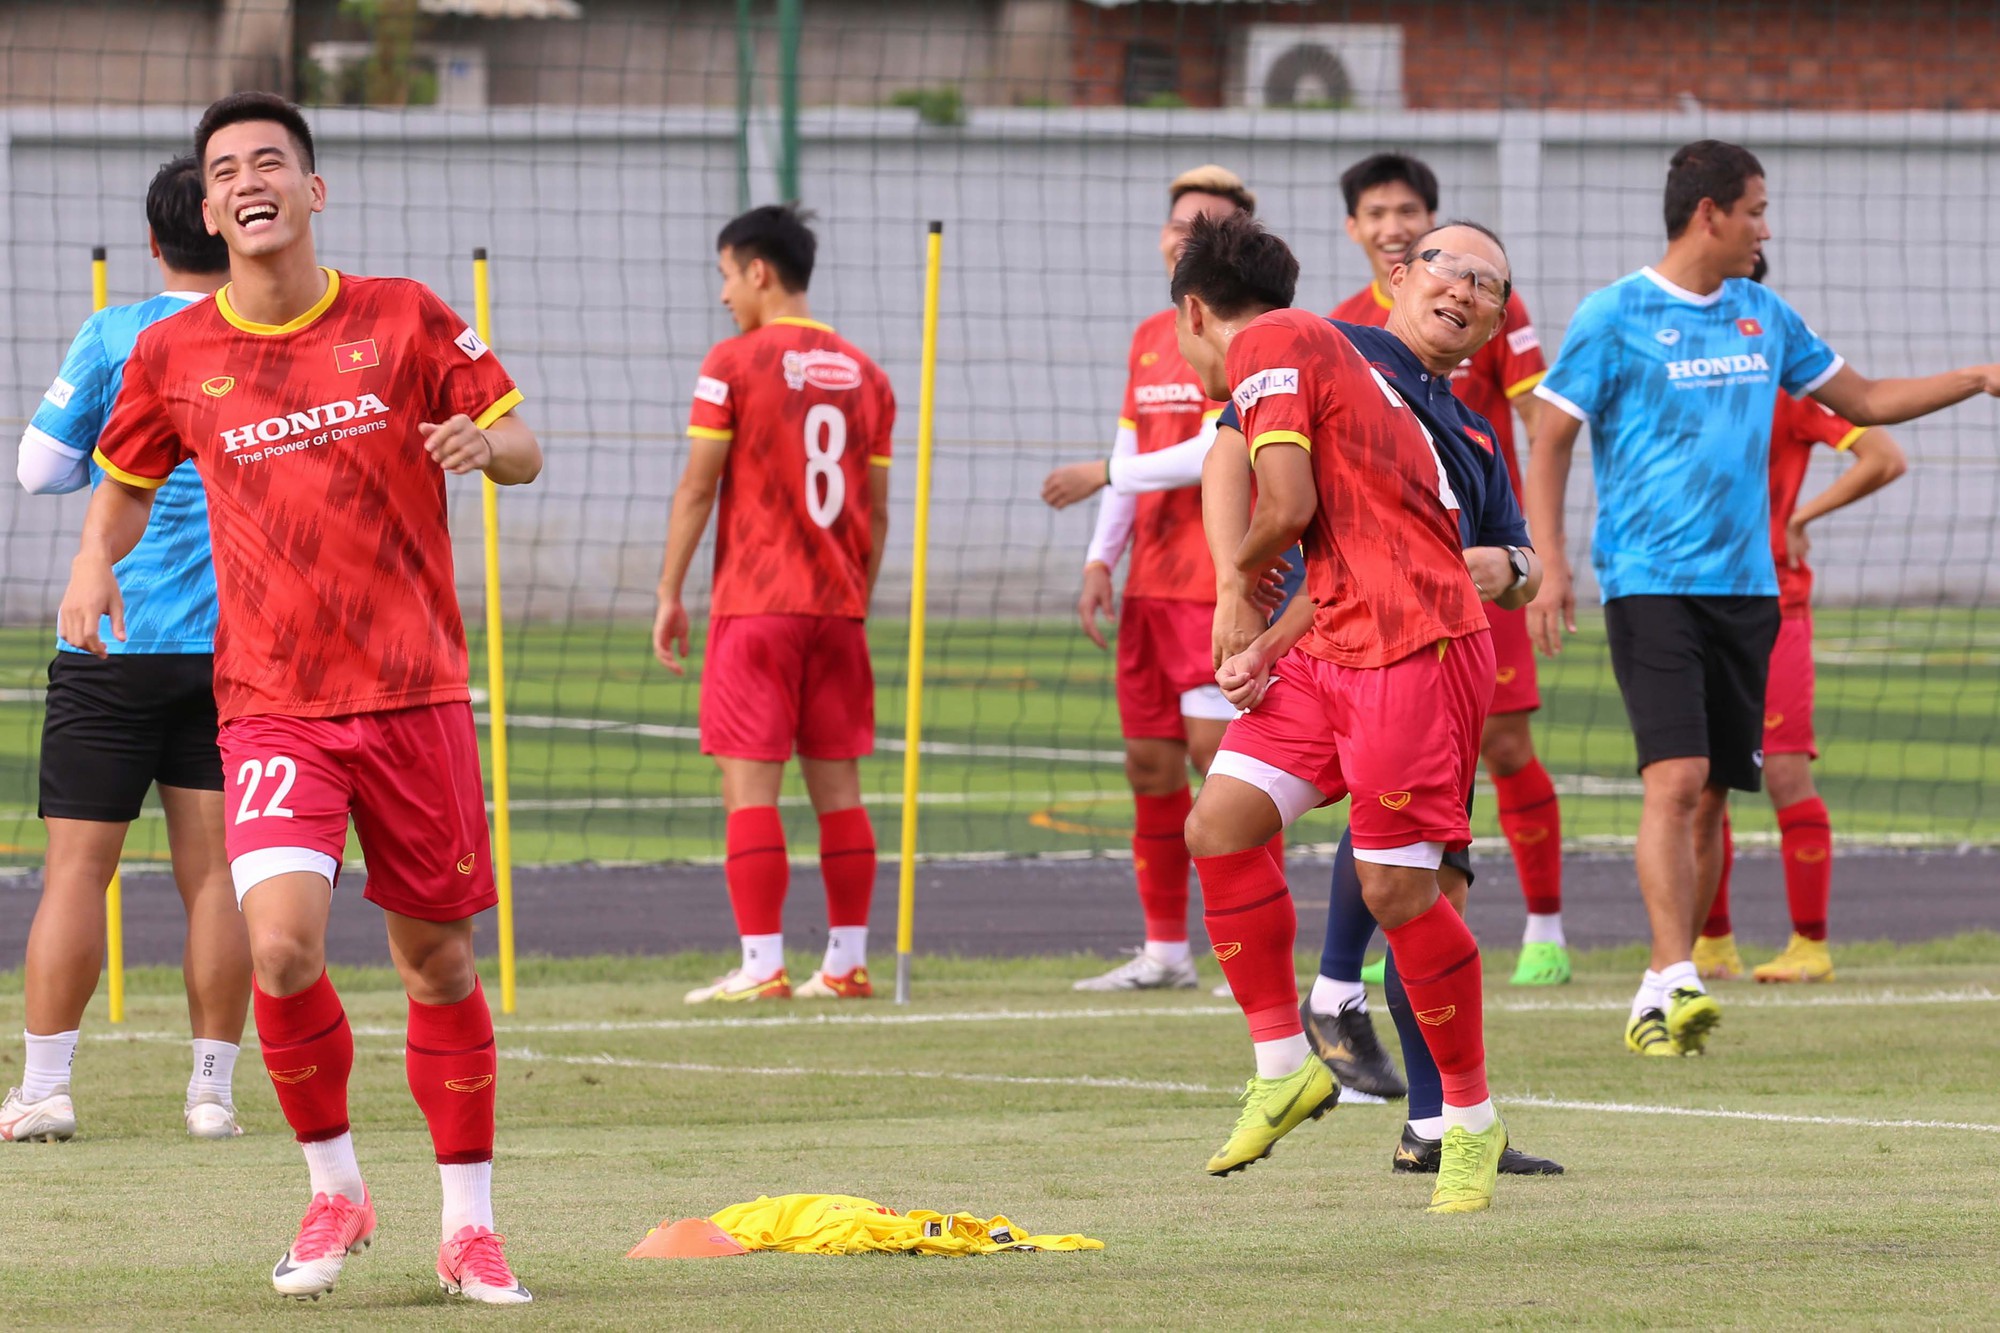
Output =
[{"x1": 709, "y1": 1194, "x2": 1103, "y2": 1255}]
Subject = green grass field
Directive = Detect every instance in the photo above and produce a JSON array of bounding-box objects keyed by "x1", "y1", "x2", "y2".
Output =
[
  {"x1": 3, "y1": 605, "x2": 1999, "y2": 868},
  {"x1": 1, "y1": 938, "x2": 1997, "y2": 1327}
]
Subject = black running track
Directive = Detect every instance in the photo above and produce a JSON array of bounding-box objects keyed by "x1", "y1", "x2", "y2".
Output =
[{"x1": 1, "y1": 849, "x2": 1991, "y2": 969}]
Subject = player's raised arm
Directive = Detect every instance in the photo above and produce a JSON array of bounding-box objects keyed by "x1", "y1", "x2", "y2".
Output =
[
  {"x1": 1807, "y1": 360, "x2": 2000, "y2": 427},
  {"x1": 653, "y1": 433, "x2": 730, "y2": 674}
]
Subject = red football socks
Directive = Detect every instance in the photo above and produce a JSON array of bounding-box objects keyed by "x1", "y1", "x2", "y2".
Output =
[
  {"x1": 1701, "y1": 815, "x2": 1735, "y2": 938},
  {"x1": 405, "y1": 978, "x2": 497, "y2": 1166},
  {"x1": 1265, "y1": 829, "x2": 1286, "y2": 877},
  {"x1": 1133, "y1": 788, "x2": 1193, "y2": 942},
  {"x1": 818, "y1": 806, "x2": 876, "y2": 929},
  {"x1": 1195, "y1": 846, "x2": 1299, "y2": 1041},
  {"x1": 1492, "y1": 759, "x2": 1562, "y2": 915},
  {"x1": 254, "y1": 971, "x2": 353, "y2": 1144},
  {"x1": 725, "y1": 806, "x2": 789, "y2": 936},
  {"x1": 1778, "y1": 797, "x2": 1833, "y2": 941},
  {"x1": 1381, "y1": 898, "x2": 1488, "y2": 1107}
]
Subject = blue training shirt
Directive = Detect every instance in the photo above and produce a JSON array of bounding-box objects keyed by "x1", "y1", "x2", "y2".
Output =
[
  {"x1": 1534, "y1": 267, "x2": 1840, "y2": 602},
  {"x1": 25, "y1": 293, "x2": 217, "y2": 655},
  {"x1": 1217, "y1": 318, "x2": 1530, "y2": 554}
]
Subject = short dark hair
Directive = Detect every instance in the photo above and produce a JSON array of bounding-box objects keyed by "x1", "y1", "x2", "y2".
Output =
[
  {"x1": 1169, "y1": 212, "x2": 1298, "y2": 320},
  {"x1": 195, "y1": 91, "x2": 316, "y2": 174},
  {"x1": 1664, "y1": 139, "x2": 1763, "y2": 240},
  {"x1": 1340, "y1": 152, "x2": 1439, "y2": 217},
  {"x1": 146, "y1": 155, "x2": 228, "y2": 274},
  {"x1": 716, "y1": 203, "x2": 817, "y2": 292}
]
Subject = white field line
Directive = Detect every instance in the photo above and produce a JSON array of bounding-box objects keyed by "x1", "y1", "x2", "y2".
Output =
[
  {"x1": 1501, "y1": 1094, "x2": 2000, "y2": 1135},
  {"x1": 82, "y1": 986, "x2": 1997, "y2": 1048}
]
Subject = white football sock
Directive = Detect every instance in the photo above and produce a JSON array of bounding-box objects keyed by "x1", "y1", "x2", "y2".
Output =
[
  {"x1": 1143, "y1": 939, "x2": 1191, "y2": 967},
  {"x1": 1442, "y1": 1097, "x2": 1498, "y2": 1134},
  {"x1": 187, "y1": 1038, "x2": 239, "y2": 1105},
  {"x1": 740, "y1": 933, "x2": 785, "y2": 979},
  {"x1": 1658, "y1": 960, "x2": 1703, "y2": 996},
  {"x1": 301, "y1": 1132, "x2": 365, "y2": 1203},
  {"x1": 1630, "y1": 969, "x2": 1668, "y2": 1021},
  {"x1": 822, "y1": 925, "x2": 868, "y2": 975},
  {"x1": 1308, "y1": 975, "x2": 1367, "y2": 1015},
  {"x1": 440, "y1": 1160, "x2": 495, "y2": 1239},
  {"x1": 1522, "y1": 913, "x2": 1566, "y2": 947},
  {"x1": 1408, "y1": 1114, "x2": 1447, "y2": 1140},
  {"x1": 1253, "y1": 1033, "x2": 1311, "y2": 1080},
  {"x1": 21, "y1": 1029, "x2": 79, "y2": 1102}
]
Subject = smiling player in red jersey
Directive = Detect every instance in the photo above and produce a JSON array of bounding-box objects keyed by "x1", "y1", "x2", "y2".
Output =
[
  {"x1": 1171, "y1": 212, "x2": 1511, "y2": 1214},
  {"x1": 654, "y1": 204, "x2": 895, "y2": 1006},
  {"x1": 1038, "y1": 165, "x2": 1265, "y2": 994},
  {"x1": 1323, "y1": 153, "x2": 1570, "y2": 986},
  {"x1": 58, "y1": 93, "x2": 539, "y2": 1305},
  {"x1": 1695, "y1": 262, "x2": 1907, "y2": 986}
]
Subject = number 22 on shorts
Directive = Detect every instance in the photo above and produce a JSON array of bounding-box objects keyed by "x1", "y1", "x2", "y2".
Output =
[{"x1": 234, "y1": 755, "x2": 299, "y2": 823}]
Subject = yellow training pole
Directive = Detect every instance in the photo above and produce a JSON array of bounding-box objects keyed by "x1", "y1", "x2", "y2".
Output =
[
  {"x1": 896, "y1": 221, "x2": 944, "y2": 1006},
  {"x1": 472, "y1": 249, "x2": 518, "y2": 1015},
  {"x1": 92, "y1": 245, "x2": 125, "y2": 1025}
]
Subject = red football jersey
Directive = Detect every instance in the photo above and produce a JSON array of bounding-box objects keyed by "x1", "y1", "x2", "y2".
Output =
[
  {"x1": 1229, "y1": 308, "x2": 1485, "y2": 669},
  {"x1": 1118, "y1": 309, "x2": 1224, "y2": 602},
  {"x1": 1329, "y1": 284, "x2": 1545, "y2": 499},
  {"x1": 689, "y1": 317, "x2": 895, "y2": 619},
  {"x1": 1769, "y1": 390, "x2": 1865, "y2": 617},
  {"x1": 94, "y1": 270, "x2": 521, "y2": 723}
]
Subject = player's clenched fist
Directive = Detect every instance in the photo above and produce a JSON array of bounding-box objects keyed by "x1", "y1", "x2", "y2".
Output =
[
  {"x1": 653, "y1": 595, "x2": 691, "y2": 675},
  {"x1": 1041, "y1": 460, "x2": 1109, "y2": 510},
  {"x1": 58, "y1": 555, "x2": 125, "y2": 658},
  {"x1": 1215, "y1": 643, "x2": 1272, "y2": 712},
  {"x1": 420, "y1": 414, "x2": 492, "y2": 474}
]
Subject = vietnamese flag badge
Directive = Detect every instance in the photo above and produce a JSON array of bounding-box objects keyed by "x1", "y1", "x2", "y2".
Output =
[
  {"x1": 335, "y1": 338, "x2": 379, "y2": 372},
  {"x1": 1736, "y1": 317, "x2": 1763, "y2": 337}
]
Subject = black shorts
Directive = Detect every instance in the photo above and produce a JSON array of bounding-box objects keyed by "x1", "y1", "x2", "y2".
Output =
[
  {"x1": 1603, "y1": 595, "x2": 1781, "y2": 793},
  {"x1": 39, "y1": 652, "x2": 223, "y2": 822}
]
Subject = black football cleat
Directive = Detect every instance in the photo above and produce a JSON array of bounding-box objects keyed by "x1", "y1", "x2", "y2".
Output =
[
  {"x1": 1300, "y1": 1001, "x2": 1407, "y2": 1099},
  {"x1": 1392, "y1": 1122, "x2": 1565, "y2": 1175}
]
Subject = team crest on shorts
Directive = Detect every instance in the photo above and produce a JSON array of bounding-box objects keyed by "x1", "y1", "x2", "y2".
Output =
[
  {"x1": 457, "y1": 852, "x2": 477, "y2": 874},
  {"x1": 1378, "y1": 791, "x2": 1412, "y2": 810}
]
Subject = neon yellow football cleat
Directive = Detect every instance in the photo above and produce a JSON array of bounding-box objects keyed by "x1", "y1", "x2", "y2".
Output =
[
  {"x1": 1427, "y1": 1116, "x2": 1507, "y2": 1214},
  {"x1": 1753, "y1": 934, "x2": 1835, "y2": 984},
  {"x1": 683, "y1": 968, "x2": 792, "y2": 1005},
  {"x1": 1692, "y1": 933, "x2": 1744, "y2": 981},
  {"x1": 1666, "y1": 987, "x2": 1722, "y2": 1055},
  {"x1": 1625, "y1": 1008, "x2": 1680, "y2": 1056},
  {"x1": 1204, "y1": 1057, "x2": 1338, "y2": 1176},
  {"x1": 1509, "y1": 941, "x2": 1572, "y2": 986}
]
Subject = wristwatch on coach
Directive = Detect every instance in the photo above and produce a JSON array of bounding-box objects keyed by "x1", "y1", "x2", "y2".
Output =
[{"x1": 1504, "y1": 546, "x2": 1531, "y2": 591}]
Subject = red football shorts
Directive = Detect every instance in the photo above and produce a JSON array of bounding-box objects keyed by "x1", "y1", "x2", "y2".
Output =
[
  {"x1": 700, "y1": 614, "x2": 875, "y2": 762},
  {"x1": 1762, "y1": 612, "x2": 1817, "y2": 758},
  {"x1": 1215, "y1": 632, "x2": 1495, "y2": 850},
  {"x1": 1116, "y1": 596, "x2": 1231, "y2": 741},
  {"x1": 219, "y1": 701, "x2": 496, "y2": 922},
  {"x1": 1485, "y1": 602, "x2": 1541, "y2": 715}
]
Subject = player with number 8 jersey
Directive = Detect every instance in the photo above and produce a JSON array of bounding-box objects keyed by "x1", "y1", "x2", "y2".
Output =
[{"x1": 656, "y1": 204, "x2": 895, "y2": 1007}]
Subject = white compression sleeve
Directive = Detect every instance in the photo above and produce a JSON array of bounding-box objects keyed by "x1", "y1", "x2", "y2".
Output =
[
  {"x1": 1083, "y1": 425, "x2": 1140, "y2": 569},
  {"x1": 1107, "y1": 411, "x2": 1219, "y2": 494},
  {"x1": 16, "y1": 426, "x2": 90, "y2": 495}
]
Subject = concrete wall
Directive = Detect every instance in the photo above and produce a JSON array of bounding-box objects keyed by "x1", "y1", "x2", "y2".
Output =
[{"x1": 5, "y1": 105, "x2": 2000, "y2": 629}]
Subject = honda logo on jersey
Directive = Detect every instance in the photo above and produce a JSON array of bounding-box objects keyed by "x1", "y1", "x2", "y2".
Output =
[
  {"x1": 1665, "y1": 354, "x2": 1770, "y2": 381},
  {"x1": 1132, "y1": 382, "x2": 1205, "y2": 406},
  {"x1": 219, "y1": 393, "x2": 390, "y2": 454}
]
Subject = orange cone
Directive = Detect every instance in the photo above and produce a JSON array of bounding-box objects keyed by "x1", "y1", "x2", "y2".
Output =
[{"x1": 627, "y1": 1217, "x2": 750, "y2": 1259}]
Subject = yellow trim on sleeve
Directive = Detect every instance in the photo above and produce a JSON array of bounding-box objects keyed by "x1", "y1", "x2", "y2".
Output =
[
  {"x1": 770, "y1": 316, "x2": 835, "y2": 333},
  {"x1": 1249, "y1": 429, "x2": 1312, "y2": 457},
  {"x1": 1504, "y1": 370, "x2": 1547, "y2": 399},
  {"x1": 473, "y1": 388, "x2": 525, "y2": 431},
  {"x1": 215, "y1": 268, "x2": 341, "y2": 335},
  {"x1": 869, "y1": 454, "x2": 893, "y2": 468},
  {"x1": 1116, "y1": 416, "x2": 1138, "y2": 431},
  {"x1": 1834, "y1": 425, "x2": 1866, "y2": 452},
  {"x1": 92, "y1": 448, "x2": 169, "y2": 490},
  {"x1": 688, "y1": 425, "x2": 734, "y2": 441},
  {"x1": 1202, "y1": 407, "x2": 1224, "y2": 421}
]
